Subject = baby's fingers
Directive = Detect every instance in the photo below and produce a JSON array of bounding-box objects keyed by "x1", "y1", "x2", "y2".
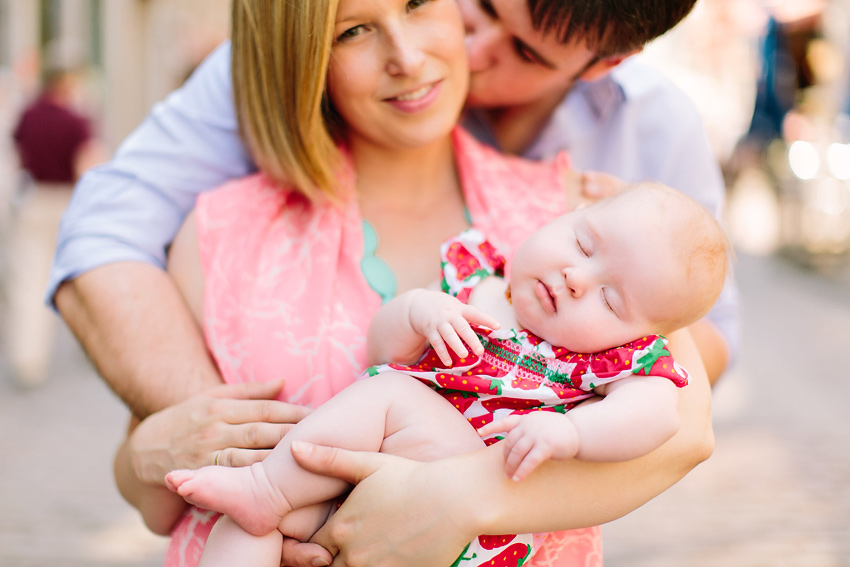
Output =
[
  {"x1": 462, "y1": 305, "x2": 501, "y2": 331},
  {"x1": 503, "y1": 435, "x2": 535, "y2": 480},
  {"x1": 477, "y1": 415, "x2": 521, "y2": 438},
  {"x1": 438, "y1": 321, "x2": 470, "y2": 361},
  {"x1": 510, "y1": 445, "x2": 551, "y2": 482},
  {"x1": 453, "y1": 320, "x2": 487, "y2": 357},
  {"x1": 426, "y1": 330, "x2": 453, "y2": 366}
]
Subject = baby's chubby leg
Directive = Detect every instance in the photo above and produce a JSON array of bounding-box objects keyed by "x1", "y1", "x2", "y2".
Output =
[
  {"x1": 166, "y1": 373, "x2": 483, "y2": 537},
  {"x1": 197, "y1": 515, "x2": 282, "y2": 567}
]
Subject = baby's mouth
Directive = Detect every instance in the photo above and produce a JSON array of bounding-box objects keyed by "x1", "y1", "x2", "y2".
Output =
[{"x1": 535, "y1": 280, "x2": 557, "y2": 314}]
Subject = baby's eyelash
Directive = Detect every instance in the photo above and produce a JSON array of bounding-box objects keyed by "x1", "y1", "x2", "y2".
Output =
[
  {"x1": 601, "y1": 290, "x2": 614, "y2": 313},
  {"x1": 576, "y1": 238, "x2": 588, "y2": 257}
]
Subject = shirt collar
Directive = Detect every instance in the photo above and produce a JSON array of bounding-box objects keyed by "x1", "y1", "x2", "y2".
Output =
[{"x1": 462, "y1": 58, "x2": 642, "y2": 160}]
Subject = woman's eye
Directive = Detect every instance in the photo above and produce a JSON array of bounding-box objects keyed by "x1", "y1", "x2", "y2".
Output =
[
  {"x1": 407, "y1": 0, "x2": 430, "y2": 10},
  {"x1": 337, "y1": 25, "x2": 364, "y2": 42}
]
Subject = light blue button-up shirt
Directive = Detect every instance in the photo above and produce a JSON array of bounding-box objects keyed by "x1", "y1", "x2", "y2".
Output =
[{"x1": 49, "y1": 42, "x2": 739, "y2": 359}]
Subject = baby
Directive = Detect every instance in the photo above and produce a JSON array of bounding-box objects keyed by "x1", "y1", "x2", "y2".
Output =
[{"x1": 166, "y1": 182, "x2": 730, "y2": 567}]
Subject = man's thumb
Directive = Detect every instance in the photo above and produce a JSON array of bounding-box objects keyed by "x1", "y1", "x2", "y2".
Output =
[{"x1": 290, "y1": 441, "x2": 388, "y2": 484}]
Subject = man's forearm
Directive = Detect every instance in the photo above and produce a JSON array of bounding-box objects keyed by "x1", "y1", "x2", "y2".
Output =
[
  {"x1": 114, "y1": 416, "x2": 188, "y2": 535},
  {"x1": 56, "y1": 262, "x2": 222, "y2": 418}
]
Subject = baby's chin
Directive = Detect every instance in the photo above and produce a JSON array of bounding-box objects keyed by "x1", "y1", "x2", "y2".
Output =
[{"x1": 538, "y1": 329, "x2": 622, "y2": 354}]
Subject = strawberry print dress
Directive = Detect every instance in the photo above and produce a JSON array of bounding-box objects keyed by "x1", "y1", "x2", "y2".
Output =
[{"x1": 368, "y1": 228, "x2": 689, "y2": 567}]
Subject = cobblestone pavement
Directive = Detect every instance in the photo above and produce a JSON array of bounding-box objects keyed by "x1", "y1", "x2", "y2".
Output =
[{"x1": 1, "y1": 250, "x2": 848, "y2": 567}]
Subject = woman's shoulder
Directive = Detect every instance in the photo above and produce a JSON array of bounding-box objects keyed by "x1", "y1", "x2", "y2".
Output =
[{"x1": 198, "y1": 173, "x2": 290, "y2": 215}]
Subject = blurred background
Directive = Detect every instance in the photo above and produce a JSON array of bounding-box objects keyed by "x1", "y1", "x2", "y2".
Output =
[{"x1": 0, "y1": 0, "x2": 848, "y2": 565}]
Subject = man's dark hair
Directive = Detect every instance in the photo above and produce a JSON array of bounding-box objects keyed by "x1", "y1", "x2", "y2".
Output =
[{"x1": 527, "y1": 0, "x2": 697, "y2": 56}]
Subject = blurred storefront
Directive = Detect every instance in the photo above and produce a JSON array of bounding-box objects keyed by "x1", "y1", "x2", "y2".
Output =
[{"x1": 643, "y1": 0, "x2": 850, "y2": 274}]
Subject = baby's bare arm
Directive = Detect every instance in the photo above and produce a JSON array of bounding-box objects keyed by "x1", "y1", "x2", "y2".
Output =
[
  {"x1": 479, "y1": 376, "x2": 680, "y2": 481},
  {"x1": 366, "y1": 290, "x2": 499, "y2": 366},
  {"x1": 569, "y1": 376, "x2": 681, "y2": 461}
]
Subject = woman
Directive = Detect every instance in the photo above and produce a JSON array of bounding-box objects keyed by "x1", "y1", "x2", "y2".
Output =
[{"x1": 116, "y1": 0, "x2": 714, "y2": 565}]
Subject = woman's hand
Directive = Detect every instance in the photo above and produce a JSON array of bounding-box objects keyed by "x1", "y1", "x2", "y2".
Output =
[
  {"x1": 290, "y1": 442, "x2": 477, "y2": 567},
  {"x1": 129, "y1": 380, "x2": 312, "y2": 485}
]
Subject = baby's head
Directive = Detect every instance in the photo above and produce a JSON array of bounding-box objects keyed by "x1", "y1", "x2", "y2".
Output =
[{"x1": 508, "y1": 182, "x2": 730, "y2": 353}]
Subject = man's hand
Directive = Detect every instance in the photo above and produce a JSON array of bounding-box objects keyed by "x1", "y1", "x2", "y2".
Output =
[
  {"x1": 129, "y1": 381, "x2": 311, "y2": 485},
  {"x1": 563, "y1": 170, "x2": 628, "y2": 209}
]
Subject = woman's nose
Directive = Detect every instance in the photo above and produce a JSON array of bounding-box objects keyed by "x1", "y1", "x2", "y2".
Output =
[{"x1": 386, "y1": 30, "x2": 426, "y2": 77}]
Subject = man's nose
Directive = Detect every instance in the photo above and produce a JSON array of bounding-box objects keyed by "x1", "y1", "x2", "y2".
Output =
[{"x1": 465, "y1": 19, "x2": 503, "y2": 72}]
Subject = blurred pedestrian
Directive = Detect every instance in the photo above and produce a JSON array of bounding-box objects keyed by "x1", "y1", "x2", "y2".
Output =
[{"x1": 7, "y1": 67, "x2": 103, "y2": 386}]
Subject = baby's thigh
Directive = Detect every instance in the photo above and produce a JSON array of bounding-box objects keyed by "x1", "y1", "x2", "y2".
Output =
[{"x1": 372, "y1": 372, "x2": 485, "y2": 461}]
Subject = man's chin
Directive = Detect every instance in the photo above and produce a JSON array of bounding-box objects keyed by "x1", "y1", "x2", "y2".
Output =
[{"x1": 465, "y1": 83, "x2": 535, "y2": 110}]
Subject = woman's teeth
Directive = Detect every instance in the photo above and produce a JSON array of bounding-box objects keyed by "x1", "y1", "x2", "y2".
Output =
[{"x1": 395, "y1": 85, "x2": 431, "y2": 101}]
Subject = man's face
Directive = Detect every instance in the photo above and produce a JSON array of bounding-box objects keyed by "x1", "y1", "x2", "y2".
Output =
[{"x1": 459, "y1": 0, "x2": 599, "y2": 108}]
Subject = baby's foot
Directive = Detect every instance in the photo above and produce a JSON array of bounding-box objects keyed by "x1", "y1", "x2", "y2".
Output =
[{"x1": 165, "y1": 463, "x2": 292, "y2": 536}]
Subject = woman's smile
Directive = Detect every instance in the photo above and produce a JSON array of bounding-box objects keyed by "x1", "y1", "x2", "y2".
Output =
[{"x1": 385, "y1": 80, "x2": 443, "y2": 112}]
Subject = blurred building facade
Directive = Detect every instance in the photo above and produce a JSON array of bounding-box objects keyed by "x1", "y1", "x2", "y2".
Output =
[{"x1": 0, "y1": 0, "x2": 229, "y2": 223}]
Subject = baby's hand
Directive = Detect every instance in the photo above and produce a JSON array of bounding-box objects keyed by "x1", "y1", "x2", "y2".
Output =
[
  {"x1": 477, "y1": 412, "x2": 580, "y2": 482},
  {"x1": 408, "y1": 290, "x2": 500, "y2": 366}
]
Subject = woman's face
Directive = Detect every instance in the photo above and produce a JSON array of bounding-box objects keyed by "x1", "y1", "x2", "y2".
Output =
[{"x1": 327, "y1": 0, "x2": 469, "y2": 151}]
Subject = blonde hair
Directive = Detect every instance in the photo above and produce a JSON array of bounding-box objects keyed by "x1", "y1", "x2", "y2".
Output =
[{"x1": 231, "y1": 0, "x2": 342, "y2": 201}]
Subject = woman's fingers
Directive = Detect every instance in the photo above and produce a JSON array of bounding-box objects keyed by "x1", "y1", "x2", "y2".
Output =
[
  {"x1": 291, "y1": 442, "x2": 393, "y2": 485},
  {"x1": 280, "y1": 537, "x2": 334, "y2": 567}
]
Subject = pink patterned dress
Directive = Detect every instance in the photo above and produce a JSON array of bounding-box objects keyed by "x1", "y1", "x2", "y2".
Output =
[
  {"x1": 368, "y1": 228, "x2": 688, "y2": 567},
  {"x1": 165, "y1": 128, "x2": 609, "y2": 567}
]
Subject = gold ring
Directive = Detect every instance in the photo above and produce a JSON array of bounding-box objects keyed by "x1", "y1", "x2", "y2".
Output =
[{"x1": 215, "y1": 451, "x2": 222, "y2": 466}]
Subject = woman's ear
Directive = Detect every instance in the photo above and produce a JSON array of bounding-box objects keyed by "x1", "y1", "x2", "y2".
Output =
[{"x1": 579, "y1": 48, "x2": 643, "y2": 81}]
